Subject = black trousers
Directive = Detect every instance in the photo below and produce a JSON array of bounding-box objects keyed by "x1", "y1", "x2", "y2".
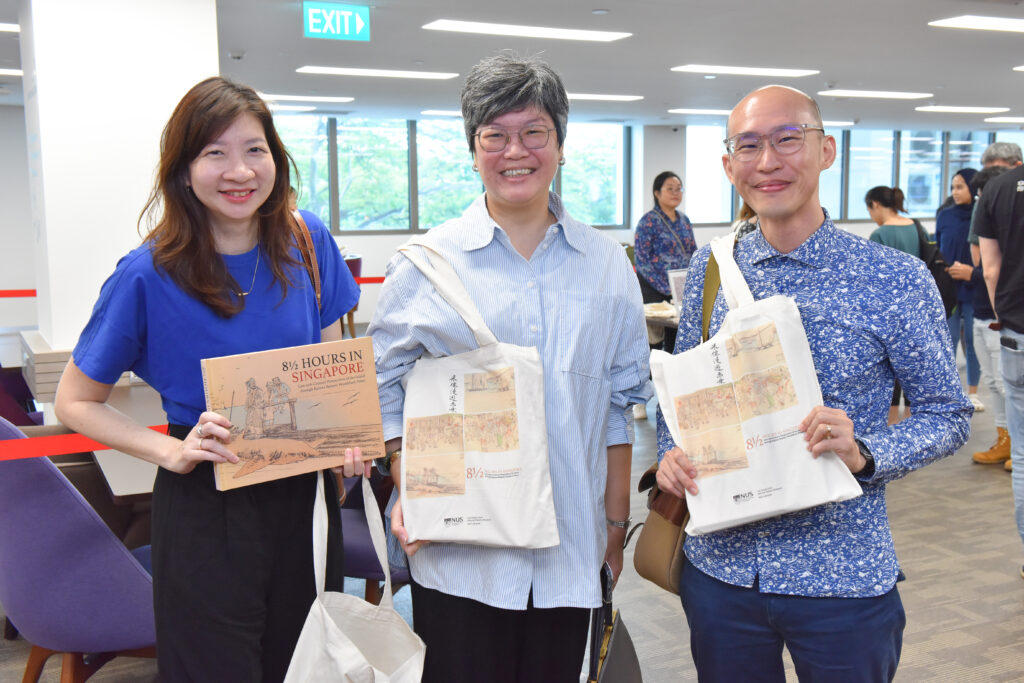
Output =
[
  {"x1": 411, "y1": 581, "x2": 590, "y2": 683},
  {"x1": 153, "y1": 424, "x2": 343, "y2": 683}
]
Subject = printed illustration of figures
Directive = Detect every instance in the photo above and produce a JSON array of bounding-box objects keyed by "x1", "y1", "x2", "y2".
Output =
[
  {"x1": 465, "y1": 409, "x2": 519, "y2": 453},
  {"x1": 726, "y1": 322, "x2": 787, "y2": 379},
  {"x1": 735, "y1": 367, "x2": 798, "y2": 422},
  {"x1": 406, "y1": 453, "x2": 466, "y2": 499},
  {"x1": 244, "y1": 378, "x2": 267, "y2": 439},
  {"x1": 675, "y1": 384, "x2": 741, "y2": 433},
  {"x1": 680, "y1": 426, "x2": 749, "y2": 479},
  {"x1": 406, "y1": 414, "x2": 465, "y2": 456},
  {"x1": 265, "y1": 377, "x2": 295, "y2": 428},
  {"x1": 464, "y1": 367, "x2": 517, "y2": 414}
]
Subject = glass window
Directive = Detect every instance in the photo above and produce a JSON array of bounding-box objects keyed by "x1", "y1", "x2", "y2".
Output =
[
  {"x1": 336, "y1": 119, "x2": 410, "y2": 231},
  {"x1": 995, "y1": 130, "x2": 1024, "y2": 152},
  {"x1": 846, "y1": 130, "x2": 894, "y2": 220},
  {"x1": 275, "y1": 114, "x2": 331, "y2": 225},
  {"x1": 416, "y1": 119, "x2": 481, "y2": 230},
  {"x1": 898, "y1": 130, "x2": 943, "y2": 216},
  {"x1": 947, "y1": 132, "x2": 989, "y2": 187},
  {"x1": 685, "y1": 125, "x2": 732, "y2": 223},
  {"x1": 560, "y1": 123, "x2": 625, "y2": 226},
  {"x1": 819, "y1": 127, "x2": 844, "y2": 218}
]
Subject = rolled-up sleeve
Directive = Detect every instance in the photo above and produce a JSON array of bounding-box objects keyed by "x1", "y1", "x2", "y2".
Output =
[{"x1": 605, "y1": 261, "x2": 653, "y2": 446}]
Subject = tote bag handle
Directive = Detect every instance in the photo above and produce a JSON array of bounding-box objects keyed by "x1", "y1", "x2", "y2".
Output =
[
  {"x1": 709, "y1": 233, "x2": 755, "y2": 310},
  {"x1": 313, "y1": 473, "x2": 398, "y2": 609},
  {"x1": 398, "y1": 240, "x2": 499, "y2": 348}
]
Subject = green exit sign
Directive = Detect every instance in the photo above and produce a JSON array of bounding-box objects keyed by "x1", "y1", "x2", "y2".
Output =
[{"x1": 303, "y1": 2, "x2": 370, "y2": 41}]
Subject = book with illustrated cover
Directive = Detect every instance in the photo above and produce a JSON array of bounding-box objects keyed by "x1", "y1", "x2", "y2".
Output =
[{"x1": 201, "y1": 337, "x2": 385, "y2": 491}]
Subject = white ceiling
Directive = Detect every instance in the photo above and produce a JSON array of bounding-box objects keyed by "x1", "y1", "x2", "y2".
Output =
[{"x1": 3, "y1": 0, "x2": 1024, "y2": 131}]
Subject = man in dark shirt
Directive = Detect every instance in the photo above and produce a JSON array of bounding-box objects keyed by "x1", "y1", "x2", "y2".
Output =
[{"x1": 974, "y1": 164, "x2": 1024, "y2": 578}]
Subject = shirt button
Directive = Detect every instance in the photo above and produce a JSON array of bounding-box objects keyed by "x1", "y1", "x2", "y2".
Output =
[
  {"x1": 530, "y1": 325, "x2": 538, "y2": 333},
  {"x1": 527, "y1": 281, "x2": 535, "y2": 289}
]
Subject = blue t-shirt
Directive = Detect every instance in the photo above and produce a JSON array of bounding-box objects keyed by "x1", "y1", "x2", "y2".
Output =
[{"x1": 73, "y1": 211, "x2": 359, "y2": 425}]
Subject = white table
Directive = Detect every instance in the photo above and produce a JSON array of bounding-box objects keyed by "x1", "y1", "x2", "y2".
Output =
[{"x1": 90, "y1": 384, "x2": 163, "y2": 503}]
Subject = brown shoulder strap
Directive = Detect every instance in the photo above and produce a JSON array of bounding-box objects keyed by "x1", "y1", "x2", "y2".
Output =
[
  {"x1": 291, "y1": 209, "x2": 321, "y2": 309},
  {"x1": 701, "y1": 253, "x2": 720, "y2": 343}
]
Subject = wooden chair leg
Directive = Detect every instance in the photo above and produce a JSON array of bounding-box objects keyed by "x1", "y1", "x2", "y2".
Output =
[
  {"x1": 22, "y1": 645, "x2": 56, "y2": 683},
  {"x1": 346, "y1": 310, "x2": 357, "y2": 338}
]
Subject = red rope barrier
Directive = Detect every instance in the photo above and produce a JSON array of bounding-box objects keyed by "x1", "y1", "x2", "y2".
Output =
[
  {"x1": 0, "y1": 289, "x2": 37, "y2": 298},
  {"x1": 354, "y1": 276, "x2": 385, "y2": 284},
  {"x1": 0, "y1": 424, "x2": 169, "y2": 462}
]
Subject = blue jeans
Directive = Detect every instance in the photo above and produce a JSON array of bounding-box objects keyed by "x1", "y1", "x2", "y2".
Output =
[
  {"x1": 948, "y1": 300, "x2": 981, "y2": 387},
  {"x1": 680, "y1": 555, "x2": 905, "y2": 682},
  {"x1": 1001, "y1": 328, "x2": 1024, "y2": 547}
]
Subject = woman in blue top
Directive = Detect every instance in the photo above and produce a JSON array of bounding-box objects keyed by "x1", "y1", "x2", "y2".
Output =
[
  {"x1": 55, "y1": 77, "x2": 362, "y2": 682},
  {"x1": 634, "y1": 171, "x2": 697, "y2": 352},
  {"x1": 935, "y1": 167, "x2": 983, "y2": 411}
]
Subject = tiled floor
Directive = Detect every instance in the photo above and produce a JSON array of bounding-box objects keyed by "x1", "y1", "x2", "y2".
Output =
[{"x1": 2, "y1": 380, "x2": 1021, "y2": 682}]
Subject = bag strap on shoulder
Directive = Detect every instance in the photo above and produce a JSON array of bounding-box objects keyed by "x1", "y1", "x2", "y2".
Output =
[
  {"x1": 701, "y1": 253, "x2": 720, "y2": 343},
  {"x1": 291, "y1": 210, "x2": 321, "y2": 309},
  {"x1": 709, "y1": 233, "x2": 754, "y2": 310},
  {"x1": 398, "y1": 239, "x2": 499, "y2": 348}
]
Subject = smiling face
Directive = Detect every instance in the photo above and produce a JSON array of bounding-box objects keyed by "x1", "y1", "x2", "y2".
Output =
[
  {"x1": 723, "y1": 87, "x2": 835, "y2": 239},
  {"x1": 951, "y1": 174, "x2": 972, "y2": 205},
  {"x1": 188, "y1": 113, "x2": 276, "y2": 236},
  {"x1": 472, "y1": 106, "x2": 561, "y2": 216}
]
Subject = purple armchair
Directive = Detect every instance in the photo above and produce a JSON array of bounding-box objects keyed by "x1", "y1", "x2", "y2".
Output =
[{"x1": 0, "y1": 416, "x2": 156, "y2": 682}]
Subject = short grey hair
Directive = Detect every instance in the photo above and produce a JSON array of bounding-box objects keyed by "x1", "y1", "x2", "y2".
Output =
[
  {"x1": 981, "y1": 141, "x2": 1023, "y2": 166},
  {"x1": 460, "y1": 54, "x2": 569, "y2": 154}
]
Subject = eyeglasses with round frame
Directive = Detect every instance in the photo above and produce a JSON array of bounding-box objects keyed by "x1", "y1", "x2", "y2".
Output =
[
  {"x1": 474, "y1": 125, "x2": 556, "y2": 152},
  {"x1": 723, "y1": 123, "x2": 825, "y2": 161}
]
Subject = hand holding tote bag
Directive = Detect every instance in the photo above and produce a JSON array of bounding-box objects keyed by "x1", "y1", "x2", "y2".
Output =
[
  {"x1": 284, "y1": 475, "x2": 425, "y2": 682},
  {"x1": 650, "y1": 233, "x2": 861, "y2": 535},
  {"x1": 396, "y1": 241, "x2": 559, "y2": 549}
]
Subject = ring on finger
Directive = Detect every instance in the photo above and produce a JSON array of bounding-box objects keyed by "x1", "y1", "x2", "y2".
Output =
[
  {"x1": 197, "y1": 423, "x2": 205, "y2": 438},
  {"x1": 199, "y1": 437, "x2": 205, "y2": 451},
  {"x1": 825, "y1": 424, "x2": 833, "y2": 439}
]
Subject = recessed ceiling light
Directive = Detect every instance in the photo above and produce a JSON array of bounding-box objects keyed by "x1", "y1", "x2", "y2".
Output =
[
  {"x1": 568, "y1": 93, "x2": 643, "y2": 102},
  {"x1": 259, "y1": 92, "x2": 354, "y2": 103},
  {"x1": 704, "y1": 75, "x2": 716, "y2": 80},
  {"x1": 916, "y1": 105, "x2": 1010, "y2": 114},
  {"x1": 0, "y1": 22, "x2": 19, "y2": 33},
  {"x1": 269, "y1": 104, "x2": 317, "y2": 112},
  {"x1": 421, "y1": 110, "x2": 462, "y2": 117},
  {"x1": 422, "y1": 19, "x2": 630, "y2": 42},
  {"x1": 929, "y1": 15, "x2": 1024, "y2": 33},
  {"x1": 0, "y1": 68, "x2": 22, "y2": 77},
  {"x1": 822, "y1": 121, "x2": 855, "y2": 127},
  {"x1": 1014, "y1": 66, "x2": 1024, "y2": 72},
  {"x1": 667, "y1": 108, "x2": 731, "y2": 115},
  {"x1": 818, "y1": 89, "x2": 932, "y2": 100},
  {"x1": 985, "y1": 116, "x2": 1024, "y2": 123},
  {"x1": 296, "y1": 66, "x2": 458, "y2": 80},
  {"x1": 591, "y1": 9, "x2": 610, "y2": 15},
  {"x1": 672, "y1": 64, "x2": 819, "y2": 78}
]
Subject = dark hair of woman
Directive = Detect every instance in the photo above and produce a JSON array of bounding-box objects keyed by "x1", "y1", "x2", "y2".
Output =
[
  {"x1": 652, "y1": 171, "x2": 681, "y2": 208},
  {"x1": 139, "y1": 76, "x2": 301, "y2": 318},
  {"x1": 864, "y1": 186, "x2": 906, "y2": 214}
]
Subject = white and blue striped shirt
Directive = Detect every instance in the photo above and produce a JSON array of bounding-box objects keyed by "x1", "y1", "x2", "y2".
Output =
[{"x1": 369, "y1": 193, "x2": 652, "y2": 609}]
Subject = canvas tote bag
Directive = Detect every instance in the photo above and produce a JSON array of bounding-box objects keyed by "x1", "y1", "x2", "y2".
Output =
[
  {"x1": 650, "y1": 233, "x2": 861, "y2": 535},
  {"x1": 396, "y1": 241, "x2": 559, "y2": 548},
  {"x1": 284, "y1": 474, "x2": 425, "y2": 682}
]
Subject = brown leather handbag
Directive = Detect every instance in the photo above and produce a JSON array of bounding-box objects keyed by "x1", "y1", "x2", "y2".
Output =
[{"x1": 630, "y1": 252, "x2": 719, "y2": 594}]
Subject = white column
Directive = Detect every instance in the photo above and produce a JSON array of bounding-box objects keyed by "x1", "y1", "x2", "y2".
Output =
[{"x1": 19, "y1": 0, "x2": 219, "y2": 350}]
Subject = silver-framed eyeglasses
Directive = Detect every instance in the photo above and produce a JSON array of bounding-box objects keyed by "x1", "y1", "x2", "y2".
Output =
[
  {"x1": 475, "y1": 125, "x2": 555, "y2": 152},
  {"x1": 724, "y1": 123, "x2": 825, "y2": 161}
]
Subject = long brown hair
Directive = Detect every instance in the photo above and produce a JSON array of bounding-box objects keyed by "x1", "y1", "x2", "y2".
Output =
[{"x1": 139, "y1": 77, "x2": 302, "y2": 317}]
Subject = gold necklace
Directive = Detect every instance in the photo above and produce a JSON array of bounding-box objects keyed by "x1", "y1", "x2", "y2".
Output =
[{"x1": 238, "y1": 246, "x2": 260, "y2": 297}]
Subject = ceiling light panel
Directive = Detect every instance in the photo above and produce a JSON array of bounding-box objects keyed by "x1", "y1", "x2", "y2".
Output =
[
  {"x1": 270, "y1": 105, "x2": 317, "y2": 112},
  {"x1": 260, "y1": 93, "x2": 354, "y2": 103},
  {"x1": 0, "y1": 68, "x2": 23, "y2": 77},
  {"x1": 672, "y1": 64, "x2": 819, "y2": 78},
  {"x1": 296, "y1": 66, "x2": 458, "y2": 80},
  {"x1": 667, "y1": 108, "x2": 731, "y2": 115},
  {"x1": 985, "y1": 116, "x2": 1024, "y2": 123},
  {"x1": 421, "y1": 110, "x2": 462, "y2": 117},
  {"x1": 929, "y1": 15, "x2": 1024, "y2": 33},
  {"x1": 818, "y1": 89, "x2": 932, "y2": 100},
  {"x1": 0, "y1": 22, "x2": 19, "y2": 32},
  {"x1": 422, "y1": 19, "x2": 630, "y2": 42},
  {"x1": 822, "y1": 121, "x2": 855, "y2": 127},
  {"x1": 568, "y1": 93, "x2": 643, "y2": 101},
  {"x1": 916, "y1": 105, "x2": 1009, "y2": 113}
]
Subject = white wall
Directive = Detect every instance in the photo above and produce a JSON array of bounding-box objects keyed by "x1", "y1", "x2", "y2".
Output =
[{"x1": 0, "y1": 105, "x2": 36, "y2": 366}]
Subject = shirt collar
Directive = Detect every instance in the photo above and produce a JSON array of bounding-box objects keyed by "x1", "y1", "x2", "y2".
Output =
[
  {"x1": 747, "y1": 208, "x2": 838, "y2": 268},
  {"x1": 459, "y1": 192, "x2": 587, "y2": 254}
]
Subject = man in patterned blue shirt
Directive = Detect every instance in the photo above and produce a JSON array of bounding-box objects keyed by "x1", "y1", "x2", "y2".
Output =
[{"x1": 656, "y1": 85, "x2": 972, "y2": 681}]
